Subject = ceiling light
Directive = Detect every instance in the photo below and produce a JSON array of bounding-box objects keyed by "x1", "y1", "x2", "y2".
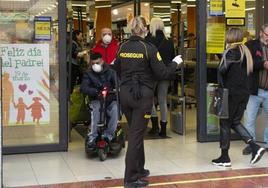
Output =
[
  {"x1": 153, "y1": 6, "x2": 170, "y2": 8},
  {"x1": 95, "y1": 5, "x2": 112, "y2": 8},
  {"x1": 128, "y1": 8, "x2": 132, "y2": 11},
  {"x1": 144, "y1": 3, "x2": 149, "y2": 7},
  {"x1": 245, "y1": 7, "x2": 255, "y2": 11},
  {"x1": 112, "y1": 9, "x2": 118, "y2": 15},
  {"x1": 72, "y1": 4, "x2": 87, "y2": 7}
]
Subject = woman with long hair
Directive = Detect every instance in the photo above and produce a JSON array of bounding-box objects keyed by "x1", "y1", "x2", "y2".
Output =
[
  {"x1": 146, "y1": 17, "x2": 176, "y2": 137},
  {"x1": 212, "y1": 28, "x2": 265, "y2": 167}
]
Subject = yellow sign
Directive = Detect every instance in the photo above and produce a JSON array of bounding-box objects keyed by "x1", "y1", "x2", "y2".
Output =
[
  {"x1": 225, "y1": 0, "x2": 245, "y2": 18},
  {"x1": 210, "y1": 0, "x2": 223, "y2": 16},
  {"x1": 35, "y1": 22, "x2": 50, "y2": 35},
  {"x1": 34, "y1": 16, "x2": 51, "y2": 40},
  {"x1": 206, "y1": 23, "x2": 226, "y2": 54},
  {"x1": 226, "y1": 18, "x2": 245, "y2": 26}
]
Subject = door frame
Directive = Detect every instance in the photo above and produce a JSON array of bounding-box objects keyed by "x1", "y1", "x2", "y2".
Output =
[
  {"x1": 196, "y1": 0, "x2": 268, "y2": 142},
  {"x1": 3, "y1": 0, "x2": 68, "y2": 154}
]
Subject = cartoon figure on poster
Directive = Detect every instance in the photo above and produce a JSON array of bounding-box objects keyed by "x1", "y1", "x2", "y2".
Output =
[
  {"x1": 0, "y1": 44, "x2": 50, "y2": 126},
  {"x1": 13, "y1": 97, "x2": 27, "y2": 124},
  {"x1": 2, "y1": 72, "x2": 14, "y2": 126},
  {"x1": 27, "y1": 97, "x2": 45, "y2": 125}
]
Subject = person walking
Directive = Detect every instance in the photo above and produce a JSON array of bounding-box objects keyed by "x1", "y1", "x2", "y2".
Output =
[
  {"x1": 212, "y1": 28, "x2": 265, "y2": 168},
  {"x1": 92, "y1": 27, "x2": 119, "y2": 65},
  {"x1": 146, "y1": 17, "x2": 176, "y2": 137},
  {"x1": 71, "y1": 30, "x2": 87, "y2": 93},
  {"x1": 114, "y1": 16, "x2": 183, "y2": 187},
  {"x1": 243, "y1": 24, "x2": 268, "y2": 155}
]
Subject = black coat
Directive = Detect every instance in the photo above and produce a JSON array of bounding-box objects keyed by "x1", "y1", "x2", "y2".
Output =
[
  {"x1": 114, "y1": 36, "x2": 177, "y2": 89},
  {"x1": 71, "y1": 40, "x2": 82, "y2": 65},
  {"x1": 245, "y1": 39, "x2": 265, "y2": 95},
  {"x1": 80, "y1": 64, "x2": 117, "y2": 103},
  {"x1": 218, "y1": 47, "x2": 250, "y2": 97},
  {"x1": 145, "y1": 30, "x2": 175, "y2": 66}
]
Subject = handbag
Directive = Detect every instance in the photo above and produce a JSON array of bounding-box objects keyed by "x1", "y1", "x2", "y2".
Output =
[
  {"x1": 209, "y1": 86, "x2": 229, "y2": 119},
  {"x1": 208, "y1": 59, "x2": 229, "y2": 119}
]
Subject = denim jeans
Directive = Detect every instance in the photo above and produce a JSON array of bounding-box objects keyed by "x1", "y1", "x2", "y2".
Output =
[
  {"x1": 88, "y1": 100, "x2": 118, "y2": 141},
  {"x1": 244, "y1": 89, "x2": 268, "y2": 147}
]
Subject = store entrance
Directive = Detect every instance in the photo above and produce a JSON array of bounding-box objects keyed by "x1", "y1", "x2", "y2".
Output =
[
  {"x1": 66, "y1": 0, "x2": 199, "y2": 142},
  {"x1": 66, "y1": 0, "x2": 268, "y2": 143},
  {"x1": 196, "y1": 0, "x2": 267, "y2": 142}
]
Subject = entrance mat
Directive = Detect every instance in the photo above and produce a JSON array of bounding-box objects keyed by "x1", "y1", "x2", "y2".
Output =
[
  {"x1": 73, "y1": 124, "x2": 88, "y2": 138},
  {"x1": 73, "y1": 122, "x2": 171, "y2": 140},
  {"x1": 23, "y1": 167, "x2": 268, "y2": 188}
]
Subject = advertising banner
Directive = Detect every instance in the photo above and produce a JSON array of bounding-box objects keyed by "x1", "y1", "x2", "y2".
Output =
[
  {"x1": 34, "y1": 16, "x2": 51, "y2": 40},
  {"x1": 210, "y1": 0, "x2": 223, "y2": 16},
  {"x1": 206, "y1": 23, "x2": 226, "y2": 54},
  {"x1": 0, "y1": 44, "x2": 50, "y2": 126},
  {"x1": 225, "y1": 0, "x2": 245, "y2": 18}
]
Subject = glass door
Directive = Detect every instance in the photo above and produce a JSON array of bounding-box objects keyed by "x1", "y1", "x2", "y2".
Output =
[
  {"x1": 0, "y1": 0, "x2": 68, "y2": 153},
  {"x1": 197, "y1": 0, "x2": 265, "y2": 142}
]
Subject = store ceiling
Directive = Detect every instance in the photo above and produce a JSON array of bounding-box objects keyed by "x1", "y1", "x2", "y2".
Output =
[
  {"x1": 0, "y1": 0, "x2": 58, "y2": 20},
  {"x1": 0, "y1": 0, "x2": 260, "y2": 22}
]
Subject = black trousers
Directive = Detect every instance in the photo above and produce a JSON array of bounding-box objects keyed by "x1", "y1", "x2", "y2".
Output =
[
  {"x1": 120, "y1": 85, "x2": 154, "y2": 182},
  {"x1": 70, "y1": 63, "x2": 81, "y2": 94},
  {"x1": 220, "y1": 94, "x2": 253, "y2": 149}
]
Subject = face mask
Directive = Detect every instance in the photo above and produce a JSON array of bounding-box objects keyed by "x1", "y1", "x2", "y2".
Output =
[
  {"x1": 92, "y1": 64, "x2": 103, "y2": 73},
  {"x1": 103, "y1": 34, "x2": 112, "y2": 44}
]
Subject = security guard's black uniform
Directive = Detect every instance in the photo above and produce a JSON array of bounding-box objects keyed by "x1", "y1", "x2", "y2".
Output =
[{"x1": 114, "y1": 35, "x2": 177, "y2": 183}]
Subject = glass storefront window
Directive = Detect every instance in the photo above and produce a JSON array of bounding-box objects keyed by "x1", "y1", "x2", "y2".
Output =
[
  {"x1": 205, "y1": 0, "x2": 263, "y2": 137},
  {"x1": 0, "y1": 0, "x2": 60, "y2": 147}
]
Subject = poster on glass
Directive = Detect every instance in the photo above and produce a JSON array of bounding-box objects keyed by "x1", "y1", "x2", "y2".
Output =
[{"x1": 0, "y1": 44, "x2": 50, "y2": 127}]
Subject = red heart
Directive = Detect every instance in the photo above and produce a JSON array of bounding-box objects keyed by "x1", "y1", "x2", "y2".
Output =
[{"x1": 18, "y1": 84, "x2": 27, "y2": 92}]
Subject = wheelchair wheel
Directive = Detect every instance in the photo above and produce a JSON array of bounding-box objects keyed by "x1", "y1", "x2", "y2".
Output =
[{"x1": 98, "y1": 148, "x2": 107, "y2": 161}]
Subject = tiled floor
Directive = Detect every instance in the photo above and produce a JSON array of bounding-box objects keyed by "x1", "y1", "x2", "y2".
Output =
[{"x1": 3, "y1": 108, "x2": 268, "y2": 187}]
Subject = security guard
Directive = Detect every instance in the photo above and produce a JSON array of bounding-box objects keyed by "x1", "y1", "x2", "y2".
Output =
[{"x1": 114, "y1": 16, "x2": 183, "y2": 188}]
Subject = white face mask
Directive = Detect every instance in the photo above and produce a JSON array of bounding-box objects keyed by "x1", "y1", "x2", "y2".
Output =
[
  {"x1": 103, "y1": 34, "x2": 112, "y2": 44},
  {"x1": 92, "y1": 64, "x2": 103, "y2": 73}
]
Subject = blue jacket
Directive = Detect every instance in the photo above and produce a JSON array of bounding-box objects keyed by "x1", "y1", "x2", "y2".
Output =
[{"x1": 80, "y1": 64, "x2": 117, "y2": 103}]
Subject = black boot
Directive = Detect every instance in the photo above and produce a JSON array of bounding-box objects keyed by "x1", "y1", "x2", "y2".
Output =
[
  {"x1": 159, "y1": 121, "x2": 167, "y2": 137},
  {"x1": 148, "y1": 116, "x2": 159, "y2": 136},
  {"x1": 212, "y1": 149, "x2": 231, "y2": 167},
  {"x1": 248, "y1": 140, "x2": 265, "y2": 164}
]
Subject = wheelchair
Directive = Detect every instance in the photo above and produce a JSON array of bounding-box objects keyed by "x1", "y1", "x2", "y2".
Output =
[{"x1": 85, "y1": 87, "x2": 125, "y2": 161}]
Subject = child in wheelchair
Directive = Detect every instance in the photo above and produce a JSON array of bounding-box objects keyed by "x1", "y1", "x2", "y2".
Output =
[{"x1": 80, "y1": 53, "x2": 121, "y2": 154}]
